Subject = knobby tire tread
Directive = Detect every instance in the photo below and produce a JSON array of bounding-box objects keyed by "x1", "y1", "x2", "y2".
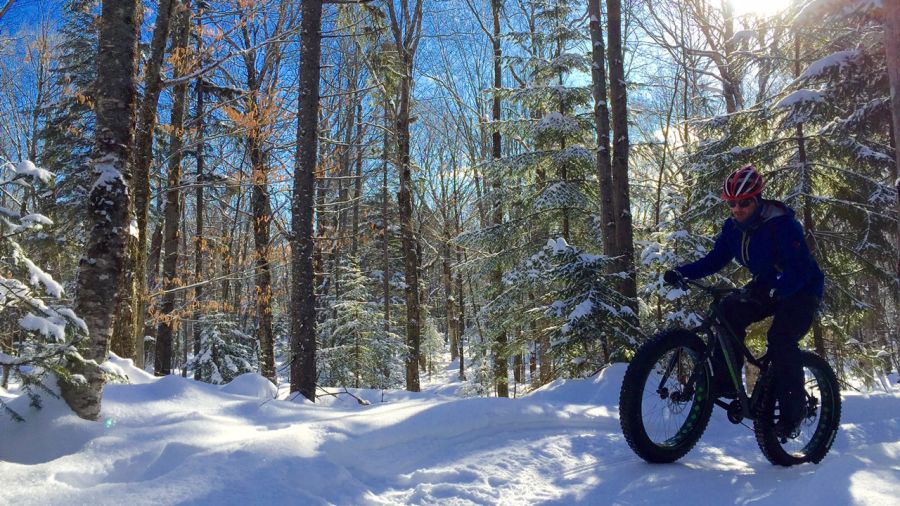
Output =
[
  {"x1": 619, "y1": 329, "x2": 714, "y2": 464},
  {"x1": 753, "y1": 351, "x2": 841, "y2": 466}
]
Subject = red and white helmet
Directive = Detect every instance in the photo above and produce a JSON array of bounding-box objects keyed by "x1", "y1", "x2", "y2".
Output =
[{"x1": 722, "y1": 164, "x2": 764, "y2": 201}]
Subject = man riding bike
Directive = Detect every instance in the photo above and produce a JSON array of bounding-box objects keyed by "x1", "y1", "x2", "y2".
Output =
[{"x1": 663, "y1": 165, "x2": 824, "y2": 438}]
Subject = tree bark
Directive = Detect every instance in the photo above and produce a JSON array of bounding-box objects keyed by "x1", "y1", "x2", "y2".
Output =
[
  {"x1": 588, "y1": 0, "x2": 616, "y2": 260},
  {"x1": 793, "y1": 36, "x2": 826, "y2": 358},
  {"x1": 382, "y1": 106, "x2": 392, "y2": 342},
  {"x1": 351, "y1": 101, "x2": 364, "y2": 258},
  {"x1": 129, "y1": 0, "x2": 178, "y2": 369},
  {"x1": 192, "y1": 10, "x2": 206, "y2": 380},
  {"x1": 385, "y1": 0, "x2": 425, "y2": 393},
  {"x1": 154, "y1": 0, "x2": 192, "y2": 376},
  {"x1": 490, "y1": 0, "x2": 508, "y2": 398},
  {"x1": 291, "y1": 0, "x2": 322, "y2": 401},
  {"x1": 250, "y1": 139, "x2": 275, "y2": 382},
  {"x1": 884, "y1": 0, "x2": 900, "y2": 282},
  {"x1": 61, "y1": 0, "x2": 141, "y2": 420},
  {"x1": 607, "y1": 0, "x2": 638, "y2": 304},
  {"x1": 397, "y1": 63, "x2": 422, "y2": 392},
  {"x1": 239, "y1": 21, "x2": 277, "y2": 384}
]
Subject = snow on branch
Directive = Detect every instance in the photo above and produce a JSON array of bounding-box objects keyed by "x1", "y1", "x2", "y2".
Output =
[
  {"x1": 774, "y1": 89, "x2": 824, "y2": 109},
  {"x1": 798, "y1": 50, "x2": 860, "y2": 81}
]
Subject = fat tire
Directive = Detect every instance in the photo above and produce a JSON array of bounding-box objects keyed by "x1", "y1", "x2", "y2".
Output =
[
  {"x1": 753, "y1": 351, "x2": 841, "y2": 466},
  {"x1": 619, "y1": 328, "x2": 714, "y2": 463}
]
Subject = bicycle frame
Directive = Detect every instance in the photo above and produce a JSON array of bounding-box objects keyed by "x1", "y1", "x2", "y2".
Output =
[{"x1": 686, "y1": 281, "x2": 769, "y2": 421}]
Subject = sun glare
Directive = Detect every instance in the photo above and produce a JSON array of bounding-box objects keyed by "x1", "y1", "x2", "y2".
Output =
[{"x1": 729, "y1": 0, "x2": 792, "y2": 17}]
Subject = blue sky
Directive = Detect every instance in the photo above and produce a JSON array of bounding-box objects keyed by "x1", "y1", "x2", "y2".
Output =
[{"x1": 0, "y1": 0, "x2": 62, "y2": 32}]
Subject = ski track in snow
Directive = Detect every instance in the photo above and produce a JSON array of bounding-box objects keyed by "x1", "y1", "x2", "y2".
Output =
[{"x1": 1, "y1": 355, "x2": 899, "y2": 505}]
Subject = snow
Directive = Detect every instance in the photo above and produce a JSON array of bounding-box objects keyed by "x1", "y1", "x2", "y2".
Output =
[
  {"x1": 13, "y1": 160, "x2": 53, "y2": 184},
  {"x1": 793, "y1": 0, "x2": 882, "y2": 25},
  {"x1": 1, "y1": 356, "x2": 899, "y2": 505},
  {"x1": 799, "y1": 50, "x2": 860, "y2": 81},
  {"x1": 726, "y1": 30, "x2": 756, "y2": 46},
  {"x1": 533, "y1": 112, "x2": 582, "y2": 138},
  {"x1": 22, "y1": 257, "x2": 64, "y2": 298},
  {"x1": 219, "y1": 373, "x2": 278, "y2": 399},
  {"x1": 18, "y1": 313, "x2": 67, "y2": 342},
  {"x1": 774, "y1": 89, "x2": 824, "y2": 109},
  {"x1": 20, "y1": 213, "x2": 53, "y2": 226},
  {"x1": 90, "y1": 155, "x2": 126, "y2": 193},
  {"x1": 568, "y1": 298, "x2": 593, "y2": 321}
]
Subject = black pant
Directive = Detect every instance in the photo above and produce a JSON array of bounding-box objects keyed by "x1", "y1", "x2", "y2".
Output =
[{"x1": 716, "y1": 290, "x2": 820, "y2": 423}]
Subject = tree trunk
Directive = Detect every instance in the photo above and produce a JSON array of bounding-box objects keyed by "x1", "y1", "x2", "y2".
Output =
[
  {"x1": 382, "y1": 106, "x2": 392, "y2": 341},
  {"x1": 397, "y1": 62, "x2": 422, "y2": 392},
  {"x1": 130, "y1": 0, "x2": 178, "y2": 369},
  {"x1": 291, "y1": 0, "x2": 322, "y2": 401},
  {"x1": 607, "y1": 0, "x2": 637, "y2": 305},
  {"x1": 489, "y1": 0, "x2": 508, "y2": 398},
  {"x1": 61, "y1": 0, "x2": 141, "y2": 420},
  {"x1": 234, "y1": 2, "x2": 280, "y2": 385},
  {"x1": 154, "y1": 1, "x2": 192, "y2": 375},
  {"x1": 193, "y1": 14, "x2": 206, "y2": 380},
  {"x1": 588, "y1": 0, "x2": 616, "y2": 260},
  {"x1": 221, "y1": 187, "x2": 244, "y2": 310},
  {"x1": 538, "y1": 332, "x2": 551, "y2": 385},
  {"x1": 111, "y1": 236, "x2": 137, "y2": 361},
  {"x1": 884, "y1": 0, "x2": 900, "y2": 282},
  {"x1": 250, "y1": 140, "x2": 275, "y2": 383},
  {"x1": 792, "y1": 36, "x2": 826, "y2": 359},
  {"x1": 443, "y1": 240, "x2": 458, "y2": 361},
  {"x1": 351, "y1": 101, "x2": 364, "y2": 258}
]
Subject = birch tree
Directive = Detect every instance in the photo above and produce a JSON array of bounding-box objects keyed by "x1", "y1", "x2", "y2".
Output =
[{"x1": 61, "y1": 0, "x2": 141, "y2": 420}]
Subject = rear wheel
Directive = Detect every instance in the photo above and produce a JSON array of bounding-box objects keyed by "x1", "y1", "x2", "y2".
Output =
[
  {"x1": 619, "y1": 329, "x2": 714, "y2": 463},
  {"x1": 753, "y1": 351, "x2": 841, "y2": 466}
]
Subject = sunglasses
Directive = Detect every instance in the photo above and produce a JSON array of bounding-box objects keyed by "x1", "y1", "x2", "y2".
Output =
[{"x1": 727, "y1": 198, "x2": 754, "y2": 209}]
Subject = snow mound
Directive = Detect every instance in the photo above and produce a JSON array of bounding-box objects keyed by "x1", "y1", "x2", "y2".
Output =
[
  {"x1": 1, "y1": 356, "x2": 899, "y2": 504},
  {"x1": 220, "y1": 372, "x2": 277, "y2": 399},
  {"x1": 526, "y1": 362, "x2": 627, "y2": 406},
  {"x1": 103, "y1": 352, "x2": 156, "y2": 384},
  {"x1": 0, "y1": 375, "x2": 100, "y2": 465}
]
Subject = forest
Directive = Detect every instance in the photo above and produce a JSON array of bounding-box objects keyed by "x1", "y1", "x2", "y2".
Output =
[{"x1": 0, "y1": 0, "x2": 897, "y2": 422}]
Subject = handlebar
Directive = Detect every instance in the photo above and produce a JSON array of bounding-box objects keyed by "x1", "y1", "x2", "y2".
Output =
[{"x1": 671, "y1": 276, "x2": 742, "y2": 300}]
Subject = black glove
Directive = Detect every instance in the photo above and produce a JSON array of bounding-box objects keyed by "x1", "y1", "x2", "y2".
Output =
[{"x1": 663, "y1": 269, "x2": 684, "y2": 286}]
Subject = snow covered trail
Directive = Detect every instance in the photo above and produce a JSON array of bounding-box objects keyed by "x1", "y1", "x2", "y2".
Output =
[{"x1": 2, "y1": 358, "x2": 898, "y2": 505}]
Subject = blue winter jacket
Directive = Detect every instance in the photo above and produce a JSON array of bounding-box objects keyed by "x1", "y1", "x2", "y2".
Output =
[{"x1": 676, "y1": 200, "x2": 824, "y2": 300}]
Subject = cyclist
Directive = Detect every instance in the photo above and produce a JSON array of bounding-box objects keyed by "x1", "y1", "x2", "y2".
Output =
[{"x1": 663, "y1": 165, "x2": 824, "y2": 438}]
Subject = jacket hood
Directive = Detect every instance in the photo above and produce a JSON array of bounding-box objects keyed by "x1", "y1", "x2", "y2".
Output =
[
  {"x1": 733, "y1": 199, "x2": 794, "y2": 232},
  {"x1": 759, "y1": 199, "x2": 793, "y2": 222}
]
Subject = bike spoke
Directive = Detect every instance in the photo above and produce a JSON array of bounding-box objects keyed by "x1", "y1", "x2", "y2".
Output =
[{"x1": 641, "y1": 346, "x2": 701, "y2": 447}]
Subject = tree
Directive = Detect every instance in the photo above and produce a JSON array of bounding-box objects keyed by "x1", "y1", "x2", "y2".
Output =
[
  {"x1": 292, "y1": 0, "x2": 323, "y2": 401},
  {"x1": 318, "y1": 257, "x2": 404, "y2": 388},
  {"x1": 155, "y1": 0, "x2": 194, "y2": 376},
  {"x1": 884, "y1": 0, "x2": 900, "y2": 283},
  {"x1": 384, "y1": 0, "x2": 426, "y2": 392},
  {"x1": 607, "y1": 0, "x2": 638, "y2": 306},
  {"x1": 683, "y1": 1, "x2": 898, "y2": 379},
  {"x1": 126, "y1": 0, "x2": 179, "y2": 369},
  {"x1": 188, "y1": 313, "x2": 257, "y2": 384},
  {"x1": 60, "y1": 0, "x2": 141, "y2": 420},
  {"x1": 0, "y1": 160, "x2": 87, "y2": 420}
]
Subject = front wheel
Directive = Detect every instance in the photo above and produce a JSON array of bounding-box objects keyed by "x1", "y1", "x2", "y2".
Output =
[
  {"x1": 753, "y1": 351, "x2": 841, "y2": 466},
  {"x1": 619, "y1": 329, "x2": 714, "y2": 463}
]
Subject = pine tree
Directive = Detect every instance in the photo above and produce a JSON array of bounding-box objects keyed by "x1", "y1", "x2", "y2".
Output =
[
  {"x1": 680, "y1": 1, "x2": 898, "y2": 377},
  {"x1": 188, "y1": 314, "x2": 257, "y2": 385},
  {"x1": 0, "y1": 159, "x2": 87, "y2": 421},
  {"x1": 462, "y1": 0, "x2": 634, "y2": 384},
  {"x1": 318, "y1": 257, "x2": 404, "y2": 389},
  {"x1": 36, "y1": 0, "x2": 99, "y2": 283}
]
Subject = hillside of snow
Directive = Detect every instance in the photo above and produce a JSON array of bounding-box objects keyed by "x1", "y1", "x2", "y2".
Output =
[{"x1": 2, "y1": 355, "x2": 898, "y2": 505}]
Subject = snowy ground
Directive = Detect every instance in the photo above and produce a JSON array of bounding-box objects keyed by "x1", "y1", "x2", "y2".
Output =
[{"x1": 2, "y1": 356, "x2": 899, "y2": 505}]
